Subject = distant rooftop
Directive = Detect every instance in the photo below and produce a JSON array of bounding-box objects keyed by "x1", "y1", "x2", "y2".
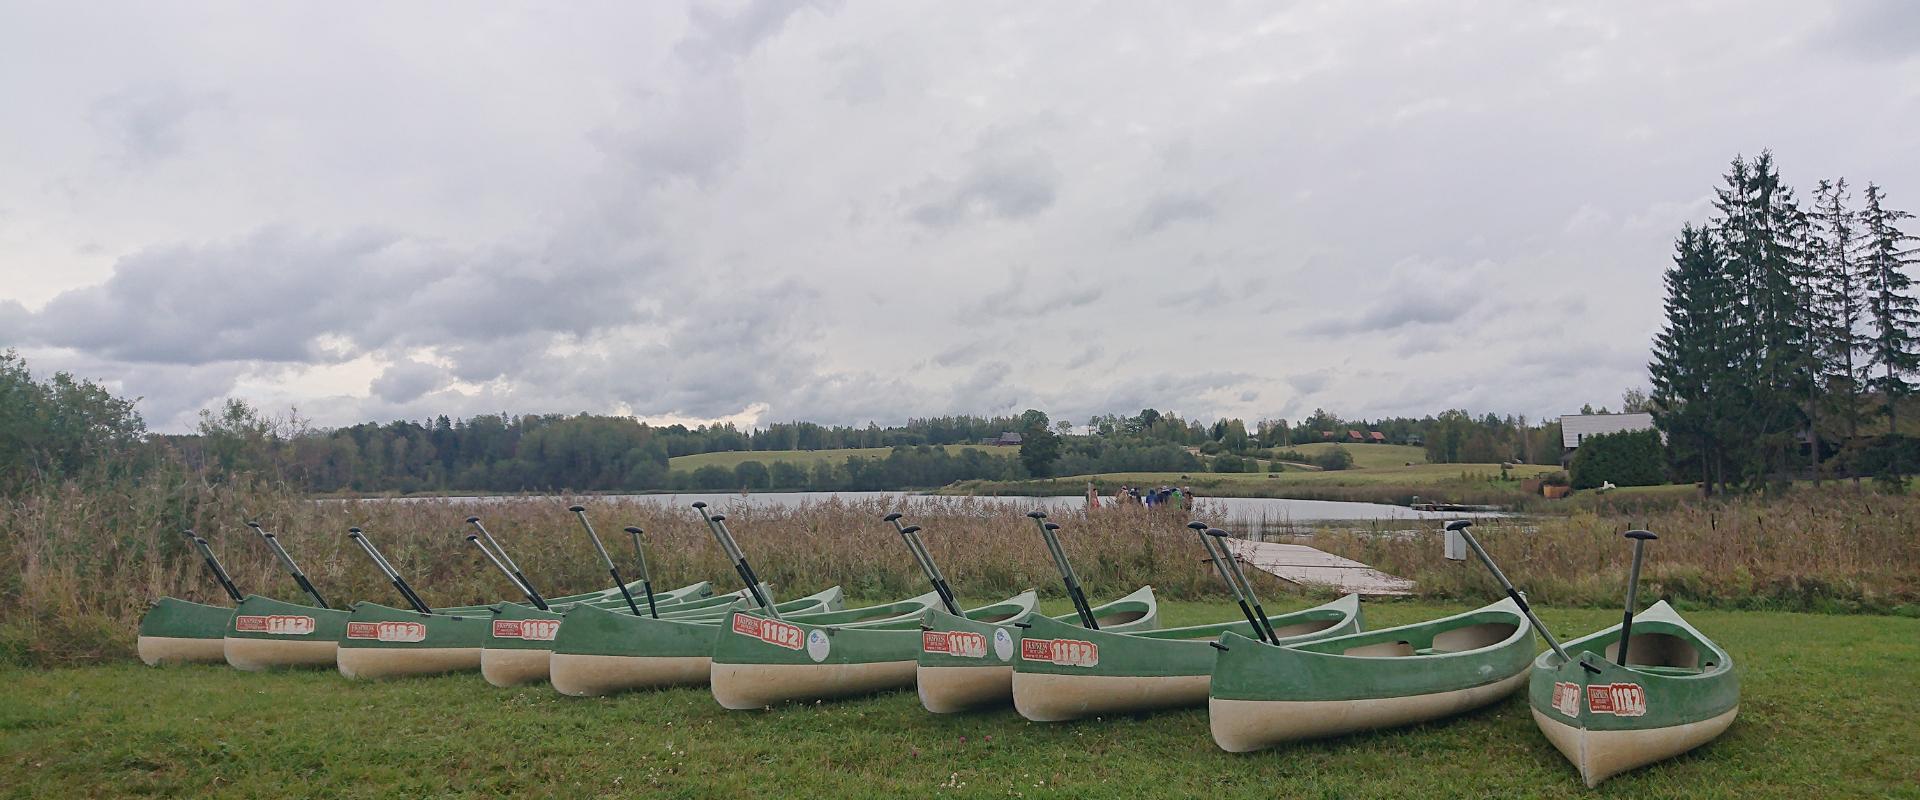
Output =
[{"x1": 1560, "y1": 412, "x2": 1655, "y2": 448}]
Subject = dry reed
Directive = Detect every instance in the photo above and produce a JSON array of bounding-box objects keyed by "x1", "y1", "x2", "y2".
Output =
[{"x1": 3, "y1": 477, "x2": 1914, "y2": 666}]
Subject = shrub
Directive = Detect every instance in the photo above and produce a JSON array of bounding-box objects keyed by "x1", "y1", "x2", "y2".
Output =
[
  {"x1": 1312, "y1": 446, "x2": 1353, "y2": 471},
  {"x1": 1212, "y1": 453, "x2": 1249, "y2": 473},
  {"x1": 1568, "y1": 429, "x2": 1664, "y2": 489}
]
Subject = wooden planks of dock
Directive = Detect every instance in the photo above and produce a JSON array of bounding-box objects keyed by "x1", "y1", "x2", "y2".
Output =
[{"x1": 1221, "y1": 538, "x2": 1416, "y2": 597}]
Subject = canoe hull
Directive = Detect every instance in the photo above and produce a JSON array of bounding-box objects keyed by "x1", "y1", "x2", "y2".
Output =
[
  {"x1": 1207, "y1": 598, "x2": 1532, "y2": 750},
  {"x1": 226, "y1": 636, "x2": 339, "y2": 671},
  {"x1": 1532, "y1": 705, "x2": 1740, "y2": 788},
  {"x1": 1527, "y1": 601, "x2": 1740, "y2": 786},
  {"x1": 916, "y1": 586, "x2": 1162, "y2": 715},
  {"x1": 551, "y1": 653, "x2": 713, "y2": 696},
  {"x1": 137, "y1": 635, "x2": 230, "y2": 666},
  {"x1": 918, "y1": 664, "x2": 1014, "y2": 714},
  {"x1": 1211, "y1": 671, "x2": 1527, "y2": 751},
  {"x1": 137, "y1": 598, "x2": 234, "y2": 666},
  {"x1": 712, "y1": 660, "x2": 918, "y2": 710},
  {"x1": 481, "y1": 647, "x2": 553, "y2": 688},
  {"x1": 335, "y1": 603, "x2": 490, "y2": 680},
  {"x1": 1012, "y1": 594, "x2": 1362, "y2": 722},
  {"x1": 222, "y1": 595, "x2": 350, "y2": 671},
  {"x1": 338, "y1": 646, "x2": 481, "y2": 679},
  {"x1": 711, "y1": 592, "x2": 1031, "y2": 708},
  {"x1": 1015, "y1": 671, "x2": 1210, "y2": 721}
]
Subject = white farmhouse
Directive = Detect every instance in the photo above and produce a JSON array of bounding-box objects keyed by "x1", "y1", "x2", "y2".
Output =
[{"x1": 1560, "y1": 412, "x2": 1657, "y2": 449}]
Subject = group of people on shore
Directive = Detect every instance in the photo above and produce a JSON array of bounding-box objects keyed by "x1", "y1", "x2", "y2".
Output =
[{"x1": 1086, "y1": 481, "x2": 1191, "y2": 511}]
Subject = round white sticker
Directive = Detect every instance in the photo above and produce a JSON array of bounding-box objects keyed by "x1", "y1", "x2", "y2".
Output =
[
  {"x1": 993, "y1": 628, "x2": 1014, "y2": 661},
  {"x1": 806, "y1": 628, "x2": 831, "y2": 662}
]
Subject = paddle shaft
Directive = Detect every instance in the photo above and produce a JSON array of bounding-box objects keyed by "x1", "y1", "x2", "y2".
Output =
[
  {"x1": 250, "y1": 524, "x2": 331, "y2": 609},
  {"x1": 1029, "y1": 514, "x2": 1097, "y2": 629},
  {"x1": 182, "y1": 530, "x2": 244, "y2": 603},
  {"x1": 348, "y1": 528, "x2": 432, "y2": 614},
  {"x1": 464, "y1": 533, "x2": 545, "y2": 610},
  {"x1": 467, "y1": 518, "x2": 547, "y2": 610},
  {"x1": 1452, "y1": 522, "x2": 1571, "y2": 663},
  {"x1": 695, "y1": 503, "x2": 780, "y2": 618},
  {"x1": 1195, "y1": 527, "x2": 1271, "y2": 644},
  {"x1": 625, "y1": 527, "x2": 658, "y2": 618},
  {"x1": 570, "y1": 507, "x2": 643, "y2": 616},
  {"x1": 891, "y1": 516, "x2": 960, "y2": 615},
  {"x1": 1617, "y1": 531, "x2": 1656, "y2": 666}
]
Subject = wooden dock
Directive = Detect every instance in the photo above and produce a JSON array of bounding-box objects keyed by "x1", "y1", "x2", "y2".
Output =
[{"x1": 1221, "y1": 539, "x2": 1416, "y2": 597}]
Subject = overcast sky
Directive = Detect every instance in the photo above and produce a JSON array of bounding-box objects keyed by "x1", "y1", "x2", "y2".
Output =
[{"x1": 4, "y1": 2, "x2": 1919, "y2": 433}]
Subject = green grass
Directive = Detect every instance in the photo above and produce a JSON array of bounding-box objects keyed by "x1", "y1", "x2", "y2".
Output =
[
  {"x1": 3, "y1": 599, "x2": 1913, "y2": 798},
  {"x1": 1282, "y1": 442, "x2": 1431, "y2": 469},
  {"x1": 669, "y1": 445, "x2": 1002, "y2": 473}
]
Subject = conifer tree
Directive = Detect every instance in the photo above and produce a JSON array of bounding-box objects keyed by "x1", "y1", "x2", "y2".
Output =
[
  {"x1": 1650, "y1": 225, "x2": 1734, "y2": 494},
  {"x1": 1860, "y1": 183, "x2": 1920, "y2": 433},
  {"x1": 1808, "y1": 179, "x2": 1870, "y2": 446}
]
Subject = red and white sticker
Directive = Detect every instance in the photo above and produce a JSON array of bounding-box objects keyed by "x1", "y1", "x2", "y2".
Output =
[
  {"x1": 345, "y1": 621, "x2": 427, "y2": 642},
  {"x1": 1586, "y1": 682, "x2": 1648, "y2": 717},
  {"x1": 492, "y1": 619, "x2": 560, "y2": 641},
  {"x1": 1019, "y1": 637, "x2": 1099, "y2": 667},
  {"x1": 922, "y1": 631, "x2": 988, "y2": 659},
  {"x1": 731, "y1": 614, "x2": 804, "y2": 650},
  {"x1": 234, "y1": 614, "x2": 317, "y2": 636},
  {"x1": 1551, "y1": 681, "x2": 1582, "y2": 717}
]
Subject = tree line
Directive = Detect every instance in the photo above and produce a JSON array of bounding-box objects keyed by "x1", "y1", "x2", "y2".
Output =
[
  {"x1": 1651, "y1": 152, "x2": 1919, "y2": 493},
  {"x1": 7, "y1": 349, "x2": 1601, "y2": 496}
]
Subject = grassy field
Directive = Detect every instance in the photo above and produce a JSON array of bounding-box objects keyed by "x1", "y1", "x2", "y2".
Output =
[
  {"x1": 2, "y1": 598, "x2": 1912, "y2": 799},
  {"x1": 1281, "y1": 442, "x2": 1431, "y2": 469},
  {"x1": 669, "y1": 445, "x2": 1003, "y2": 472}
]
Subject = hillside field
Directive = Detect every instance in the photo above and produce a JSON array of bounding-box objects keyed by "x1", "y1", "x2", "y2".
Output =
[{"x1": 669, "y1": 444, "x2": 1006, "y2": 472}]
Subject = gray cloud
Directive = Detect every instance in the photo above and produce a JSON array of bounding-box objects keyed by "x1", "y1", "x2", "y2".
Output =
[
  {"x1": 88, "y1": 85, "x2": 227, "y2": 165},
  {"x1": 3, "y1": 2, "x2": 1915, "y2": 433},
  {"x1": 1134, "y1": 192, "x2": 1216, "y2": 235},
  {"x1": 906, "y1": 148, "x2": 1060, "y2": 228}
]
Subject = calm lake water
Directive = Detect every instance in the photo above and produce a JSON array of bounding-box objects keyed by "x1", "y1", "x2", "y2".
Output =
[{"x1": 359, "y1": 491, "x2": 1499, "y2": 534}]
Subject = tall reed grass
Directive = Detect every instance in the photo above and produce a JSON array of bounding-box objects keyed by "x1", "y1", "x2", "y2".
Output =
[{"x1": 3, "y1": 476, "x2": 1914, "y2": 665}]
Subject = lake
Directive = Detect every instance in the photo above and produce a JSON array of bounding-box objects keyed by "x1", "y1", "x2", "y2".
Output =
[{"x1": 357, "y1": 491, "x2": 1498, "y2": 535}]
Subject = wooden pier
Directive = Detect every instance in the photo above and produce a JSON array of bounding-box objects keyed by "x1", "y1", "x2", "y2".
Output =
[{"x1": 1221, "y1": 539, "x2": 1415, "y2": 597}]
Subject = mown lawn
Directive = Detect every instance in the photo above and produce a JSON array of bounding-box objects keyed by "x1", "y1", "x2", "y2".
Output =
[
  {"x1": 1050, "y1": 462, "x2": 1556, "y2": 488},
  {"x1": 1282, "y1": 442, "x2": 1432, "y2": 469},
  {"x1": 1, "y1": 600, "x2": 1913, "y2": 799}
]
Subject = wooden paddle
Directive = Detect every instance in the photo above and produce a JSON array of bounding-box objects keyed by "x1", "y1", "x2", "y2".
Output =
[
  {"x1": 886, "y1": 512, "x2": 961, "y2": 615},
  {"x1": 181, "y1": 529, "x2": 244, "y2": 603},
  {"x1": 622, "y1": 526, "x2": 660, "y2": 618},
  {"x1": 465, "y1": 516, "x2": 548, "y2": 610},
  {"x1": 1028, "y1": 511, "x2": 1097, "y2": 629},
  {"x1": 1616, "y1": 530, "x2": 1658, "y2": 666},
  {"x1": 1443, "y1": 520, "x2": 1582, "y2": 669},
  {"x1": 348, "y1": 527, "x2": 432, "y2": 614},
  {"x1": 693, "y1": 502, "x2": 780, "y2": 618},
  {"x1": 247, "y1": 521, "x2": 331, "y2": 609},
  {"x1": 569, "y1": 505, "x2": 643, "y2": 617}
]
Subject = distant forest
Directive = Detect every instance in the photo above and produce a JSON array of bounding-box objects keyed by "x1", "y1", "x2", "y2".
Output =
[{"x1": 4, "y1": 351, "x2": 1573, "y2": 495}]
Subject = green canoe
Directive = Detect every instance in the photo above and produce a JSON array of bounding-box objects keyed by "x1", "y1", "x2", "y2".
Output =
[
  {"x1": 916, "y1": 586, "x2": 1161, "y2": 714},
  {"x1": 1529, "y1": 601, "x2": 1738, "y2": 787},
  {"x1": 339, "y1": 579, "x2": 719, "y2": 680},
  {"x1": 137, "y1": 597, "x2": 238, "y2": 666},
  {"x1": 710, "y1": 591, "x2": 1037, "y2": 710},
  {"x1": 1209, "y1": 597, "x2": 1533, "y2": 751},
  {"x1": 481, "y1": 584, "x2": 810, "y2": 688},
  {"x1": 222, "y1": 594, "x2": 352, "y2": 671},
  {"x1": 547, "y1": 586, "x2": 849, "y2": 697},
  {"x1": 1013, "y1": 593, "x2": 1363, "y2": 722}
]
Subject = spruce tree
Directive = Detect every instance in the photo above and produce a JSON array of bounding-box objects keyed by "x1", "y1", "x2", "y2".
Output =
[
  {"x1": 1860, "y1": 183, "x2": 1920, "y2": 433},
  {"x1": 1808, "y1": 179, "x2": 1870, "y2": 446},
  {"x1": 1710, "y1": 152, "x2": 1812, "y2": 486},
  {"x1": 1650, "y1": 224, "x2": 1734, "y2": 494}
]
